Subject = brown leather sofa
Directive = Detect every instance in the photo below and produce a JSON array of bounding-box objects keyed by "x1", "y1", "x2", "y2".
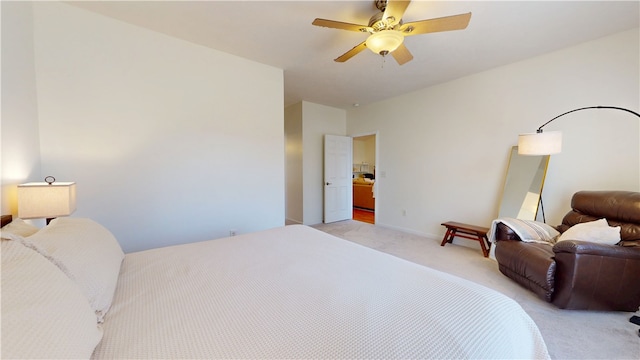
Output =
[{"x1": 494, "y1": 190, "x2": 640, "y2": 311}]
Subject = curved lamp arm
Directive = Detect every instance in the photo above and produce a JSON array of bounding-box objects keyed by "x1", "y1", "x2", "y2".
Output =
[
  {"x1": 536, "y1": 106, "x2": 640, "y2": 133},
  {"x1": 518, "y1": 105, "x2": 640, "y2": 155}
]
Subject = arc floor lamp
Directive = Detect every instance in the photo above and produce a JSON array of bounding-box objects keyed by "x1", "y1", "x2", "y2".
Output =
[{"x1": 518, "y1": 106, "x2": 640, "y2": 156}]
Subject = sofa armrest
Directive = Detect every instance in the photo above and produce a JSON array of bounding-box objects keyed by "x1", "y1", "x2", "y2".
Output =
[
  {"x1": 553, "y1": 240, "x2": 640, "y2": 260},
  {"x1": 495, "y1": 222, "x2": 521, "y2": 241},
  {"x1": 494, "y1": 239, "x2": 555, "y2": 302},
  {"x1": 552, "y1": 240, "x2": 640, "y2": 311}
]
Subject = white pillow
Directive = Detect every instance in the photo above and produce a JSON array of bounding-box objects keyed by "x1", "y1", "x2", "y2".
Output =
[
  {"x1": 0, "y1": 218, "x2": 39, "y2": 238},
  {"x1": 27, "y1": 217, "x2": 125, "y2": 322},
  {"x1": 556, "y1": 218, "x2": 621, "y2": 245},
  {"x1": 1, "y1": 239, "x2": 103, "y2": 358}
]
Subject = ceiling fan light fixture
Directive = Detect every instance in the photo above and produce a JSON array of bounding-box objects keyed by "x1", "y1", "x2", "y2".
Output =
[
  {"x1": 312, "y1": 1, "x2": 472, "y2": 65},
  {"x1": 366, "y1": 30, "x2": 404, "y2": 55}
]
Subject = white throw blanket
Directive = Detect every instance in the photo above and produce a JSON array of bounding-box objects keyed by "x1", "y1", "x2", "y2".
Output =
[{"x1": 488, "y1": 218, "x2": 559, "y2": 245}]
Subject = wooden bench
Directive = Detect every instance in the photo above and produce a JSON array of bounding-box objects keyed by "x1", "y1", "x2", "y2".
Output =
[{"x1": 440, "y1": 221, "x2": 491, "y2": 257}]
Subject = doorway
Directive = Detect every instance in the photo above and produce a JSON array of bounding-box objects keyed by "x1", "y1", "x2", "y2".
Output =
[{"x1": 352, "y1": 133, "x2": 376, "y2": 224}]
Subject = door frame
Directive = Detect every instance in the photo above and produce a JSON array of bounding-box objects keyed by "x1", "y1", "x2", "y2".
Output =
[{"x1": 351, "y1": 131, "x2": 379, "y2": 224}]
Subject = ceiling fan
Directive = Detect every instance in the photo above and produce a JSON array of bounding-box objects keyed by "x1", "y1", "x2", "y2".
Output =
[{"x1": 312, "y1": 0, "x2": 471, "y2": 65}]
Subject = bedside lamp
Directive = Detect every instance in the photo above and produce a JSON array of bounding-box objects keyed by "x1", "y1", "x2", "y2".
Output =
[
  {"x1": 18, "y1": 176, "x2": 77, "y2": 224},
  {"x1": 518, "y1": 106, "x2": 640, "y2": 155}
]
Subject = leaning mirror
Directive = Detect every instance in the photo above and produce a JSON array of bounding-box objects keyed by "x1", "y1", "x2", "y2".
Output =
[{"x1": 498, "y1": 146, "x2": 550, "y2": 220}]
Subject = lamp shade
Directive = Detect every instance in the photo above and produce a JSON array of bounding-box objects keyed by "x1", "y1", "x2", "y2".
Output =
[
  {"x1": 18, "y1": 182, "x2": 77, "y2": 219},
  {"x1": 518, "y1": 131, "x2": 562, "y2": 156},
  {"x1": 366, "y1": 30, "x2": 404, "y2": 55}
]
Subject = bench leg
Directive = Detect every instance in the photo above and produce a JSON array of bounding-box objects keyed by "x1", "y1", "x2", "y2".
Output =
[
  {"x1": 440, "y1": 228, "x2": 455, "y2": 246},
  {"x1": 441, "y1": 228, "x2": 489, "y2": 257},
  {"x1": 479, "y1": 235, "x2": 489, "y2": 257}
]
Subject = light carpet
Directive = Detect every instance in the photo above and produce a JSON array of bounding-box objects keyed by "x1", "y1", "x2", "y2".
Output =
[{"x1": 312, "y1": 220, "x2": 640, "y2": 360}]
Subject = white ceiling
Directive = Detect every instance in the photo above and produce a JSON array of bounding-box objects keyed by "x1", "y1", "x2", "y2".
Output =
[{"x1": 68, "y1": 1, "x2": 640, "y2": 110}]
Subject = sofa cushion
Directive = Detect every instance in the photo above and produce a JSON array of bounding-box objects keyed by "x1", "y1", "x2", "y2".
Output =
[
  {"x1": 562, "y1": 191, "x2": 640, "y2": 245},
  {"x1": 570, "y1": 191, "x2": 640, "y2": 223},
  {"x1": 556, "y1": 218, "x2": 620, "y2": 245}
]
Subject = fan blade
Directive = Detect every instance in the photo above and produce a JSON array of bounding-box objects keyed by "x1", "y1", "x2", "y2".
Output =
[
  {"x1": 392, "y1": 43, "x2": 413, "y2": 65},
  {"x1": 400, "y1": 12, "x2": 472, "y2": 36},
  {"x1": 383, "y1": 0, "x2": 411, "y2": 25},
  {"x1": 312, "y1": 18, "x2": 370, "y2": 32},
  {"x1": 334, "y1": 41, "x2": 367, "y2": 62}
]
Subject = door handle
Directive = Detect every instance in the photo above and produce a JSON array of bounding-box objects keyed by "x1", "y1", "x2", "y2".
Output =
[{"x1": 326, "y1": 182, "x2": 332, "y2": 186}]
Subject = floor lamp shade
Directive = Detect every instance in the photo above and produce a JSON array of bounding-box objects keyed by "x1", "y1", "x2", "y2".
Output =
[
  {"x1": 518, "y1": 131, "x2": 562, "y2": 156},
  {"x1": 517, "y1": 106, "x2": 639, "y2": 156},
  {"x1": 18, "y1": 182, "x2": 77, "y2": 219}
]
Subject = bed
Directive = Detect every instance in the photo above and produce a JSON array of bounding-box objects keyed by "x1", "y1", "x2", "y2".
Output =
[{"x1": 1, "y1": 215, "x2": 550, "y2": 359}]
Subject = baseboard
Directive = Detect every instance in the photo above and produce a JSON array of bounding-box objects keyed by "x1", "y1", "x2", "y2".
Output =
[
  {"x1": 285, "y1": 218, "x2": 302, "y2": 225},
  {"x1": 375, "y1": 222, "x2": 437, "y2": 239},
  {"x1": 374, "y1": 222, "x2": 483, "y2": 251}
]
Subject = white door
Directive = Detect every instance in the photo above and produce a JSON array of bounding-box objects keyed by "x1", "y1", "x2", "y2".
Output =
[{"x1": 324, "y1": 135, "x2": 353, "y2": 223}]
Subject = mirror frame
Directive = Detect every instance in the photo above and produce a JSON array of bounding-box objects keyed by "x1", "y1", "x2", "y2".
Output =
[{"x1": 497, "y1": 146, "x2": 550, "y2": 221}]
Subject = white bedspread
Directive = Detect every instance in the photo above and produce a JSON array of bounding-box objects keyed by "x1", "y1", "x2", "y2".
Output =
[{"x1": 92, "y1": 225, "x2": 549, "y2": 359}]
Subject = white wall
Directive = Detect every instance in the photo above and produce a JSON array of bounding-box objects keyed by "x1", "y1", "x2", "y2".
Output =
[
  {"x1": 27, "y1": 2, "x2": 284, "y2": 252},
  {"x1": 353, "y1": 135, "x2": 376, "y2": 174},
  {"x1": 1, "y1": 2, "x2": 42, "y2": 217},
  {"x1": 347, "y1": 29, "x2": 639, "y2": 243},
  {"x1": 284, "y1": 101, "x2": 347, "y2": 225},
  {"x1": 284, "y1": 103, "x2": 303, "y2": 224},
  {"x1": 301, "y1": 101, "x2": 346, "y2": 225}
]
